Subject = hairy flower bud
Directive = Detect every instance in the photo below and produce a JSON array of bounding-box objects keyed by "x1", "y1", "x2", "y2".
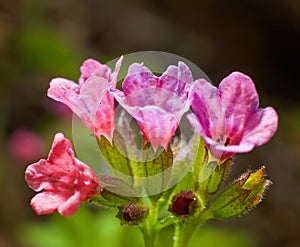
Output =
[
  {"x1": 117, "y1": 203, "x2": 149, "y2": 225},
  {"x1": 209, "y1": 166, "x2": 271, "y2": 219}
]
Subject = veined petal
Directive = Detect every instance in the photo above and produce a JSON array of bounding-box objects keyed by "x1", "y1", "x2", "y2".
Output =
[
  {"x1": 191, "y1": 79, "x2": 224, "y2": 139},
  {"x1": 57, "y1": 191, "x2": 81, "y2": 217},
  {"x1": 219, "y1": 72, "x2": 259, "y2": 138},
  {"x1": 208, "y1": 138, "x2": 255, "y2": 153},
  {"x1": 159, "y1": 61, "x2": 193, "y2": 96},
  {"x1": 134, "y1": 106, "x2": 179, "y2": 150},
  {"x1": 47, "y1": 78, "x2": 80, "y2": 115},
  {"x1": 242, "y1": 107, "x2": 278, "y2": 146},
  {"x1": 25, "y1": 159, "x2": 76, "y2": 192},
  {"x1": 122, "y1": 63, "x2": 156, "y2": 96},
  {"x1": 187, "y1": 113, "x2": 208, "y2": 141},
  {"x1": 77, "y1": 159, "x2": 100, "y2": 199},
  {"x1": 48, "y1": 133, "x2": 74, "y2": 165},
  {"x1": 78, "y1": 76, "x2": 110, "y2": 133},
  {"x1": 30, "y1": 192, "x2": 69, "y2": 215},
  {"x1": 79, "y1": 58, "x2": 111, "y2": 85},
  {"x1": 111, "y1": 55, "x2": 124, "y2": 87}
]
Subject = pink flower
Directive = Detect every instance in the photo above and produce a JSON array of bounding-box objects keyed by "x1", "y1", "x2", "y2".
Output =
[
  {"x1": 188, "y1": 72, "x2": 278, "y2": 161},
  {"x1": 25, "y1": 133, "x2": 100, "y2": 217},
  {"x1": 47, "y1": 56, "x2": 123, "y2": 142},
  {"x1": 111, "y1": 62, "x2": 193, "y2": 150},
  {"x1": 7, "y1": 129, "x2": 46, "y2": 163}
]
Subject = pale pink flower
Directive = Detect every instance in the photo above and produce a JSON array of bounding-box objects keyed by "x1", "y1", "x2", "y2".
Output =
[
  {"x1": 47, "y1": 56, "x2": 123, "y2": 142},
  {"x1": 25, "y1": 133, "x2": 100, "y2": 217},
  {"x1": 7, "y1": 129, "x2": 46, "y2": 163},
  {"x1": 188, "y1": 72, "x2": 278, "y2": 161},
  {"x1": 111, "y1": 62, "x2": 193, "y2": 150}
]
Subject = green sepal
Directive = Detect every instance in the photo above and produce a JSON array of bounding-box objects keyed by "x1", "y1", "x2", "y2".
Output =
[
  {"x1": 98, "y1": 132, "x2": 133, "y2": 177},
  {"x1": 209, "y1": 166, "x2": 271, "y2": 219},
  {"x1": 88, "y1": 189, "x2": 138, "y2": 208},
  {"x1": 98, "y1": 131, "x2": 174, "y2": 196},
  {"x1": 88, "y1": 175, "x2": 139, "y2": 208},
  {"x1": 200, "y1": 158, "x2": 232, "y2": 194},
  {"x1": 191, "y1": 134, "x2": 207, "y2": 183},
  {"x1": 132, "y1": 144, "x2": 173, "y2": 177}
]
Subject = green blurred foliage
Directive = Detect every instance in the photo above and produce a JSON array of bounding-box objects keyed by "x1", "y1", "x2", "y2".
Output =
[
  {"x1": 21, "y1": 206, "x2": 256, "y2": 247},
  {"x1": 15, "y1": 27, "x2": 80, "y2": 78}
]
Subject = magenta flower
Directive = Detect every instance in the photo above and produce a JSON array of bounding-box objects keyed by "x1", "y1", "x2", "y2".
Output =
[
  {"x1": 47, "y1": 56, "x2": 123, "y2": 142},
  {"x1": 188, "y1": 72, "x2": 278, "y2": 161},
  {"x1": 111, "y1": 62, "x2": 194, "y2": 150},
  {"x1": 25, "y1": 133, "x2": 100, "y2": 217}
]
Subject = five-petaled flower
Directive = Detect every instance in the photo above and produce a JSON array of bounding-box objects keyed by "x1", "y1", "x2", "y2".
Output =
[
  {"x1": 47, "y1": 56, "x2": 123, "y2": 143},
  {"x1": 111, "y1": 62, "x2": 194, "y2": 150},
  {"x1": 188, "y1": 72, "x2": 278, "y2": 161},
  {"x1": 25, "y1": 133, "x2": 100, "y2": 217}
]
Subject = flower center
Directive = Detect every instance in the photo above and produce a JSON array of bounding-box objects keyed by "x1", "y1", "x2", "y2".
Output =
[{"x1": 216, "y1": 135, "x2": 231, "y2": 146}]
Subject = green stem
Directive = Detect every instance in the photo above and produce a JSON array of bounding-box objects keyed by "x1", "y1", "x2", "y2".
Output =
[
  {"x1": 173, "y1": 222, "x2": 195, "y2": 247},
  {"x1": 173, "y1": 211, "x2": 214, "y2": 247},
  {"x1": 141, "y1": 228, "x2": 156, "y2": 247},
  {"x1": 140, "y1": 201, "x2": 158, "y2": 247}
]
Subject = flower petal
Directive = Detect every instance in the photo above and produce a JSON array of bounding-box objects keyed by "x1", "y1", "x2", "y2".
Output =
[
  {"x1": 25, "y1": 134, "x2": 77, "y2": 192},
  {"x1": 241, "y1": 107, "x2": 278, "y2": 146},
  {"x1": 159, "y1": 61, "x2": 193, "y2": 96},
  {"x1": 122, "y1": 63, "x2": 156, "y2": 96},
  {"x1": 134, "y1": 107, "x2": 178, "y2": 150},
  {"x1": 80, "y1": 76, "x2": 114, "y2": 139},
  {"x1": 57, "y1": 190, "x2": 81, "y2": 217},
  {"x1": 48, "y1": 133, "x2": 76, "y2": 169},
  {"x1": 25, "y1": 159, "x2": 73, "y2": 192},
  {"x1": 219, "y1": 72, "x2": 259, "y2": 138},
  {"x1": 190, "y1": 79, "x2": 224, "y2": 139},
  {"x1": 187, "y1": 113, "x2": 208, "y2": 141},
  {"x1": 30, "y1": 192, "x2": 68, "y2": 215},
  {"x1": 111, "y1": 55, "x2": 124, "y2": 87},
  {"x1": 47, "y1": 78, "x2": 80, "y2": 115},
  {"x1": 79, "y1": 58, "x2": 111, "y2": 85}
]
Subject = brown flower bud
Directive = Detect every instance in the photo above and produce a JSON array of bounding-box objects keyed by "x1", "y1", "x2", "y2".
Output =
[{"x1": 117, "y1": 203, "x2": 149, "y2": 225}]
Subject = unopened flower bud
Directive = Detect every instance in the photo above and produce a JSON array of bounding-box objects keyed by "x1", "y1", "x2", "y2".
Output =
[
  {"x1": 209, "y1": 166, "x2": 271, "y2": 219},
  {"x1": 117, "y1": 203, "x2": 149, "y2": 225},
  {"x1": 168, "y1": 190, "x2": 202, "y2": 216}
]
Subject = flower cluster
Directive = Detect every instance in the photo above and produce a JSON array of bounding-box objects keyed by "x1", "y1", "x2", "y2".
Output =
[{"x1": 24, "y1": 55, "x2": 278, "y2": 247}]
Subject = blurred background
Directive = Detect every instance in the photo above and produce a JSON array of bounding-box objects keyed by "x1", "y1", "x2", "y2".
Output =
[{"x1": 0, "y1": 0, "x2": 299, "y2": 246}]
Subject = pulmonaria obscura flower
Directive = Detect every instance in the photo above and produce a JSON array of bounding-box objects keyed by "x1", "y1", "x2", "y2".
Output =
[
  {"x1": 25, "y1": 133, "x2": 100, "y2": 217},
  {"x1": 111, "y1": 62, "x2": 193, "y2": 150},
  {"x1": 47, "y1": 56, "x2": 123, "y2": 142},
  {"x1": 188, "y1": 72, "x2": 278, "y2": 161}
]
